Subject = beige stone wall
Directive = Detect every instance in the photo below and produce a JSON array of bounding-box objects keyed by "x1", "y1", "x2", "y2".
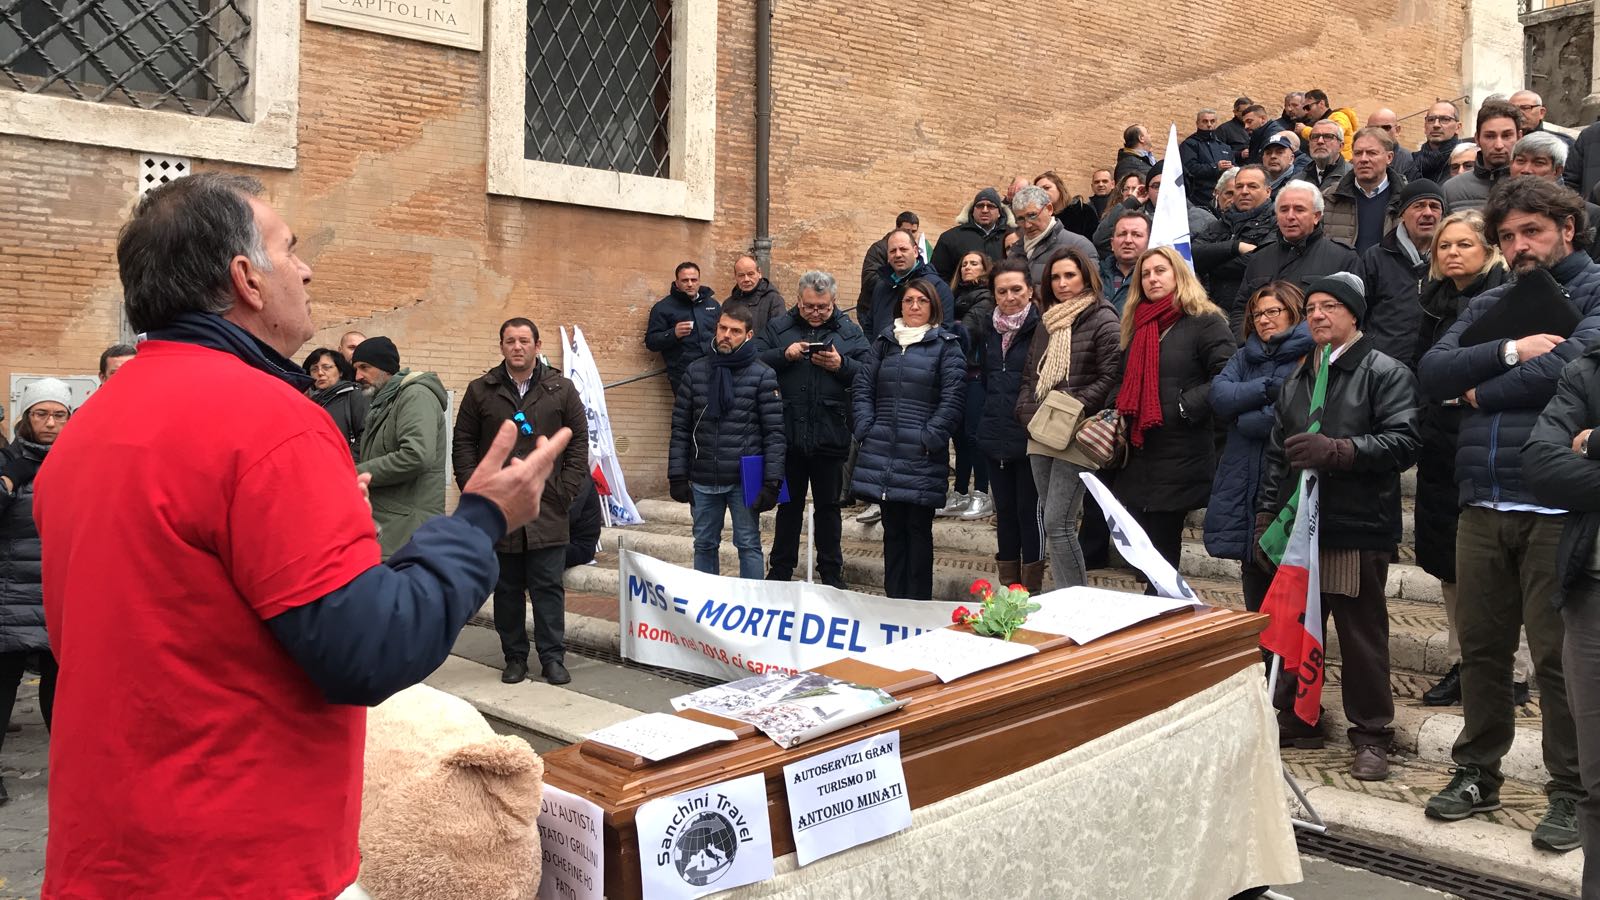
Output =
[{"x1": 0, "y1": 0, "x2": 1468, "y2": 490}]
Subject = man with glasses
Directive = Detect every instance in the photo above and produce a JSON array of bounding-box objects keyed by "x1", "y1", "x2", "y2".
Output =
[
  {"x1": 1366, "y1": 108, "x2": 1414, "y2": 176},
  {"x1": 1256, "y1": 271, "x2": 1420, "y2": 781},
  {"x1": 453, "y1": 317, "x2": 589, "y2": 685},
  {"x1": 930, "y1": 188, "x2": 1011, "y2": 286},
  {"x1": 1306, "y1": 120, "x2": 1352, "y2": 190},
  {"x1": 1410, "y1": 101, "x2": 1464, "y2": 183},
  {"x1": 1510, "y1": 90, "x2": 1574, "y2": 148},
  {"x1": 1093, "y1": 161, "x2": 1218, "y2": 255},
  {"x1": 1008, "y1": 185, "x2": 1100, "y2": 287},
  {"x1": 1444, "y1": 100, "x2": 1525, "y2": 212},
  {"x1": 755, "y1": 272, "x2": 870, "y2": 588},
  {"x1": 1299, "y1": 89, "x2": 1358, "y2": 160}
]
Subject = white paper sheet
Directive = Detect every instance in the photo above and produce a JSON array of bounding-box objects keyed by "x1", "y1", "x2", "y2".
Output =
[
  {"x1": 852, "y1": 627, "x2": 1037, "y2": 682},
  {"x1": 1024, "y1": 586, "x2": 1196, "y2": 644},
  {"x1": 586, "y1": 713, "x2": 738, "y2": 761},
  {"x1": 783, "y1": 730, "x2": 912, "y2": 866},
  {"x1": 536, "y1": 785, "x2": 604, "y2": 900},
  {"x1": 636, "y1": 772, "x2": 774, "y2": 900}
]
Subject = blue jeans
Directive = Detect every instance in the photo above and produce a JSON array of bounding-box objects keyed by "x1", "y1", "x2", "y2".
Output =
[{"x1": 691, "y1": 483, "x2": 764, "y2": 578}]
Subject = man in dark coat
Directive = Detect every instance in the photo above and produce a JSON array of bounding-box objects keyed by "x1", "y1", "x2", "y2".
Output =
[
  {"x1": 858, "y1": 211, "x2": 922, "y2": 312},
  {"x1": 1564, "y1": 118, "x2": 1600, "y2": 202},
  {"x1": 1360, "y1": 181, "x2": 1444, "y2": 367},
  {"x1": 1232, "y1": 179, "x2": 1360, "y2": 337},
  {"x1": 453, "y1": 317, "x2": 590, "y2": 686},
  {"x1": 1305, "y1": 119, "x2": 1353, "y2": 190},
  {"x1": 1525, "y1": 339, "x2": 1600, "y2": 889},
  {"x1": 1409, "y1": 101, "x2": 1465, "y2": 184},
  {"x1": 723, "y1": 255, "x2": 785, "y2": 336},
  {"x1": 1417, "y1": 176, "x2": 1597, "y2": 852},
  {"x1": 1256, "y1": 272, "x2": 1421, "y2": 782},
  {"x1": 755, "y1": 272, "x2": 870, "y2": 588},
  {"x1": 1092, "y1": 162, "x2": 1217, "y2": 256},
  {"x1": 645, "y1": 262, "x2": 721, "y2": 397},
  {"x1": 863, "y1": 228, "x2": 955, "y2": 338},
  {"x1": 1194, "y1": 164, "x2": 1277, "y2": 324},
  {"x1": 1367, "y1": 108, "x2": 1415, "y2": 177},
  {"x1": 1113, "y1": 124, "x2": 1156, "y2": 185},
  {"x1": 1260, "y1": 132, "x2": 1310, "y2": 200},
  {"x1": 1443, "y1": 100, "x2": 1524, "y2": 213},
  {"x1": 1180, "y1": 109, "x2": 1236, "y2": 210},
  {"x1": 929, "y1": 188, "x2": 1011, "y2": 285},
  {"x1": 668, "y1": 306, "x2": 786, "y2": 579},
  {"x1": 1215, "y1": 97, "x2": 1254, "y2": 158}
]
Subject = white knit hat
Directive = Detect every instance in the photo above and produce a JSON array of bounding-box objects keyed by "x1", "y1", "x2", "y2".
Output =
[{"x1": 18, "y1": 378, "x2": 73, "y2": 416}]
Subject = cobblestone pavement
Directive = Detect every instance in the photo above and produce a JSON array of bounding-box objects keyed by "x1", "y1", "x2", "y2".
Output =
[
  {"x1": 0, "y1": 674, "x2": 48, "y2": 899},
  {"x1": 1283, "y1": 747, "x2": 1548, "y2": 833}
]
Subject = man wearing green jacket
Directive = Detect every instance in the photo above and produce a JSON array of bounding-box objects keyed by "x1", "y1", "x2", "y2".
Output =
[{"x1": 353, "y1": 336, "x2": 448, "y2": 558}]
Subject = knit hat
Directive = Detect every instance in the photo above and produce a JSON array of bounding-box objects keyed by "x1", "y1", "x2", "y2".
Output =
[
  {"x1": 972, "y1": 188, "x2": 1003, "y2": 209},
  {"x1": 1396, "y1": 178, "x2": 1447, "y2": 215},
  {"x1": 19, "y1": 378, "x2": 73, "y2": 417},
  {"x1": 1306, "y1": 272, "x2": 1367, "y2": 322},
  {"x1": 351, "y1": 336, "x2": 400, "y2": 375}
]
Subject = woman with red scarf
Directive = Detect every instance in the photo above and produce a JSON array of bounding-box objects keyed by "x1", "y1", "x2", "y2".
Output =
[{"x1": 1113, "y1": 246, "x2": 1236, "y2": 572}]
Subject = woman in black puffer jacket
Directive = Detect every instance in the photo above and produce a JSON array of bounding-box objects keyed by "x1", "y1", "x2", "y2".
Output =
[
  {"x1": 0, "y1": 378, "x2": 72, "y2": 806},
  {"x1": 973, "y1": 259, "x2": 1045, "y2": 591},
  {"x1": 1413, "y1": 211, "x2": 1510, "y2": 704},
  {"x1": 302, "y1": 347, "x2": 368, "y2": 462},
  {"x1": 946, "y1": 251, "x2": 994, "y2": 518},
  {"x1": 852, "y1": 280, "x2": 965, "y2": 599}
]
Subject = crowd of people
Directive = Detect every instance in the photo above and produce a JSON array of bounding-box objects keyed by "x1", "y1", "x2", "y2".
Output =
[{"x1": 647, "y1": 88, "x2": 1600, "y2": 892}]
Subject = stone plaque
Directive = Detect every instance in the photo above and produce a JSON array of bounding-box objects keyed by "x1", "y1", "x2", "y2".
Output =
[{"x1": 306, "y1": 0, "x2": 482, "y2": 51}]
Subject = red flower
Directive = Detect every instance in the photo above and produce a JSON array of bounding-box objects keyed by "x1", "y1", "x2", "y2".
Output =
[
  {"x1": 951, "y1": 606, "x2": 972, "y2": 624},
  {"x1": 970, "y1": 579, "x2": 992, "y2": 596},
  {"x1": 1009, "y1": 583, "x2": 1026, "y2": 592}
]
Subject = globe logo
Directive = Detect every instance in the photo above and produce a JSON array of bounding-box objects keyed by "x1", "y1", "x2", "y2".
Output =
[{"x1": 670, "y1": 810, "x2": 740, "y2": 886}]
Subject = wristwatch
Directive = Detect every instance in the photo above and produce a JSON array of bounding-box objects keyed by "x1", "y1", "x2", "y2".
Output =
[{"x1": 1502, "y1": 340, "x2": 1520, "y2": 367}]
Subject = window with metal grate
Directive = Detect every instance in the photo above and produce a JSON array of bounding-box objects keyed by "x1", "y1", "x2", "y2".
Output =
[
  {"x1": 523, "y1": 0, "x2": 671, "y2": 178},
  {"x1": 0, "y1": 0, "x2": 251, "y2": 120}
]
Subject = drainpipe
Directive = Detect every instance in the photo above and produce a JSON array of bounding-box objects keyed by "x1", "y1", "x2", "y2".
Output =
[{"x1": 752, "y1": 0, "x2": 773, "y2": 275}]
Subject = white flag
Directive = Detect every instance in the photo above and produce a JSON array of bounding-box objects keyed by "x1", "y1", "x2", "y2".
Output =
[
  {"x1": 561, "y1": 326, "x2": 645, "y2": 526},
  {"x1": 1078, "y1": 471, "x2": 1201, "y2": 603},
  {"x1": 1149, "y1": 123, "x2": 1195, "y2": 270}
]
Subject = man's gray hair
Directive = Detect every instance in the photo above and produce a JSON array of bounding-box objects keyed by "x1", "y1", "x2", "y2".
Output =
[
  {"x1": 1312, "y1": 120, "x2": 1345, "y2": 143},
  {"x1": 1278, "y1": 179, "x2": 1325, "y2": 213},
  {"x1": 1451, "y1": 142, "x2": 1481, "y2": 161},
  {"x1": 1514, "y1": 131, "x2": 1568, "y2": 168},
  {"x1": 117, "y1": 172, "x2": 273, "y2": 333},
  {"x1": 1198, "y1": 108, "x2": 1217, "y2": 118},
  {"x1": 1011, "y1": 185, "x2": 1053, "y2": 214},
  {"x1": 1215, "y1": 168, "x2": 1240, "y2": 195},
  {"x1": 797, "y1": 270, "x2": 837, "y2": 300}
]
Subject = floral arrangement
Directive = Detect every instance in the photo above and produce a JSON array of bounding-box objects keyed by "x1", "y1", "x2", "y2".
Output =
[{"x1": 951, "y1": 578, "x2": 1040, "y2": 641}]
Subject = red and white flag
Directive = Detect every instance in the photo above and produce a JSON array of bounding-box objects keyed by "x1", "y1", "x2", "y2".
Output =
[{"x1": 1259, "y1": 471, "x2": 1325, "y2": 726}]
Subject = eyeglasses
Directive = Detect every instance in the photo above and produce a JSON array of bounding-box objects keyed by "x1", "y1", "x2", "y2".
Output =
[
  {"x1": 901, "y1": 296, "x2": 931, "y2": 307},
  {"x1": 1515, "y1": 103, "x2": 1541, "y2": 112},
  {"x1": 799, "y1": 303, "x2": 833, "y2": 314},
  {"x1": 1018, "y1": 209, "x2": 1047, "y2": 223},
  {"x1": 1309, "y1": 133, "x2": 1340, "y2": 142},
  {"x1": 973, "y1": 202, "x2": 999, "y2": 211},
  {"x1": 1305, "y1": 302, "x2": 1346, "y2": 316},
  {"x1": 1424, "y1": 115, "x2": 1458, "y2": 124},
  {"x1": 28, "y1": 409, "x2": 68, "y2": 423},
  {"x1": 511, "y1": 411, "x2": 533, "y2": 436},
  {"x1": 1252, "y1": 306, "x2": 1288, "y2": 321}
]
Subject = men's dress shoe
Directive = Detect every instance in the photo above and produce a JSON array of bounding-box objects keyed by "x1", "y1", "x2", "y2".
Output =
[
  {"x1": 1349, "y1": 745, "x2": 1390, "y2": 781},
  {"x1": 543, "y1": 660, "x2": 572, "y2": 685},
  {"x1": 501, "y1": 659, "x2": 528, "y2": 684},
  {"x1": 1514, "y1": 680, "x2": 1531, "y2": 707},
  {"x1": 1422, "y1": 663, "x2": 1460, "y2": 706}
]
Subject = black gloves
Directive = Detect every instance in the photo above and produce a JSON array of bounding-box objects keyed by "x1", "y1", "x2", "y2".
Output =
[
  {"x1": 669, "y1": 479, "x2": 692, "y2": 504},
  {"x1": 1253, "y1": 512, "x2": 1276, "y2": 572},
  {"x1": 1284, "y1": 432, "x2": 1355, "y2": 471},
  {"x1": 752, "y1": 481, "x2": 782, "y2": 513},
  {"x1": 1, "y1": 453, "x2": 41, "y2": 492}
]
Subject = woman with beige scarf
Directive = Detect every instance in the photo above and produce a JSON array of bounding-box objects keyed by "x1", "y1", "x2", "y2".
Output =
[{"x1": 1016, "y1": 248, "x2": 1123, "y2": 589}]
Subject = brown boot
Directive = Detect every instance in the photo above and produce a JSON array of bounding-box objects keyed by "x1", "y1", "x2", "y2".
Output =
[
  {"x1": 1021, "y1": 560, "x2": 1046, "y2": 593},
  {"x1": 996, "y1": 558, "x2": 1021, "y2": 589}
]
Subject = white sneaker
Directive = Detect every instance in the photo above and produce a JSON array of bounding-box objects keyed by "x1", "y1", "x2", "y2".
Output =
[
  {"x1": 855, "y1": 503, "x2": 882, "y2": 524},
  {"x1": 960, "y1": 491, "x2": 994, "y2": 520},
  {"x1": 936, "y1": 490, "x2": 969, "y2": 517}
]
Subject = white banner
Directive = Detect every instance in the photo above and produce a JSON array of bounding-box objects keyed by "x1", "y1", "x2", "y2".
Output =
[
  {"x1": 1078, "y1": 472, "x2": 1201, "y2": 603},
  {"x1": 561, "y1": 326, "x2": 644, "y2": 526},
  {"x1": 619, "y1": 549, "x2": 961, "y2": 681},
  {"x1": 536, "y1": 785, "x2": 604, "y2": 900},
  {"x1": 783, "y1": 730, "x2": 911, "y2": 866},
  {"x1": 636, "y1": 772, "x2": 773, "y2": 900}
]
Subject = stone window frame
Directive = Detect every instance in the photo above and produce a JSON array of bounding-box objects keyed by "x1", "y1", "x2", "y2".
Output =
[
  {"x1": 485, "y1": 0, "x2": 716, "y2": 220},
  {"x1": 0, "y1": 0, "x2": 300, "y2": 169}
]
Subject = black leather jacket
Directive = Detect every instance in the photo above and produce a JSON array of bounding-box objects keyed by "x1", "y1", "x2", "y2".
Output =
[{"x1": 1258, "y1": 335, "x2": 1421, "y2": 551}]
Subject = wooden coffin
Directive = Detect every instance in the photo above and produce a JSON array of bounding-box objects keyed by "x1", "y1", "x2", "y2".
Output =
[{"x1": 540, "y1": 606, "x2": 1268, "y2": 899}]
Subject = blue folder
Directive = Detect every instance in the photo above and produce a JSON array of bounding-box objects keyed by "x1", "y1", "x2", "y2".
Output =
[{"x1": 741, "y1": 455, "x2": 790, "y2": 507}]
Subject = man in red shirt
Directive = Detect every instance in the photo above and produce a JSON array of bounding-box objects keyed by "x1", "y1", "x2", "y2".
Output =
[{"x1": 33, "y1": 173, "x2": 571, "y2": 898}]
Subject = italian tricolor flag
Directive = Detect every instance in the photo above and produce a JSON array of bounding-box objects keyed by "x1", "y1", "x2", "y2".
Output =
[{"x1": 1259, "y1": 470, "x2": 1325, "y2": 727}]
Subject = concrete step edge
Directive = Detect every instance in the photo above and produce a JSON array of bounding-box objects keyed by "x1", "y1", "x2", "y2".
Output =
[{"x1": 423, "y1": 654, "x2": 638, "y2": 746}]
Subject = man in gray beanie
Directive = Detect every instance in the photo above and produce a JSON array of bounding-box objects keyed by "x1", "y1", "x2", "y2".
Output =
[
  {"x1": 1360, "y1": 179, "x2": 1446, "y2": 367},
  {"x1": 1255, "y1": 270, "x2": 1421, "y2": 782}
]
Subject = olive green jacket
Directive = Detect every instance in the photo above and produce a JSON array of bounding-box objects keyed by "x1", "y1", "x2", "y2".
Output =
[{"x1": 357, "y1": 369, "x2": 447, "y2": 558}]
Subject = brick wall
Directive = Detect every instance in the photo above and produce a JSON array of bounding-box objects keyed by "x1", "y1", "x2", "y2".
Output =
[{"x1": 0, "y1": 0, "x2": 1468, "y2": 491}]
